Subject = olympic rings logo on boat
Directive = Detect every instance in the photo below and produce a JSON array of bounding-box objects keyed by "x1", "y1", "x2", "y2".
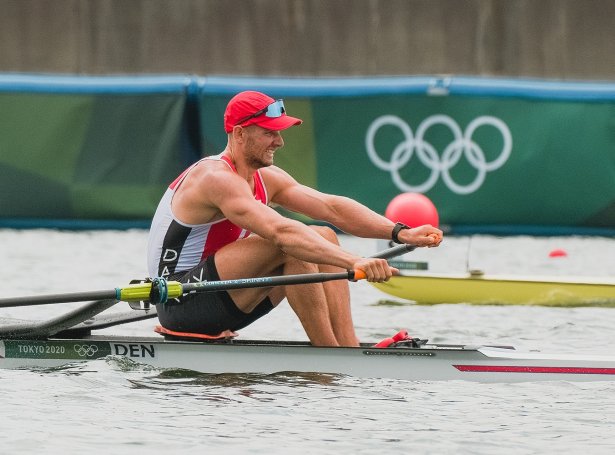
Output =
[
  {"x1": 365, "y1": 114, "x2": 512, "y2": 194},
  {"x1": 74, "y1": 344, "x2": 99, "y2": 357}
]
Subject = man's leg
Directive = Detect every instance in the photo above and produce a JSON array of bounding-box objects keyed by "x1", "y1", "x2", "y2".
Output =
[
  {"x1": 214, "y1": 227, "x2": 358, "y2": 346},
  {"x1": 317, "y1": 261, "x2": 358, "y2": 346},
  {"x1": 214, "y1": 233, "x2": 344, "y2": 345},
  {"x1": 281, "y1": 256, "x2": 341, "y2": 346},
  {"x1": 314, "y1": 226, "x2": 358, "y2": 346},
  {"x1": 213, "y1": 235, "x2": 289, "y2": 312}
]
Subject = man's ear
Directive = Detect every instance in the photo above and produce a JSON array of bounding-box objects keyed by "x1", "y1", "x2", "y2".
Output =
[{"x1": 231, "y1": 125, "x2": 244, "y2": 142}]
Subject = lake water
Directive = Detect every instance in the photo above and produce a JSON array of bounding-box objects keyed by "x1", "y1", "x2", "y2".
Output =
[{"x1": 1, "y1": 229, "x2": 615, "y2": 454}]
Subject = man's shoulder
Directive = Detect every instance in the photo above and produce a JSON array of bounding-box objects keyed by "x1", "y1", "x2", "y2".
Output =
[
  {"x1": 181, "y1": 159, "x2": 236, "y2": 191},
  {"x1": 261, "y1": 165, "x2": 293, "y2": 179},
  {"x1": 260, "y1": 166, "x2": 301, "y2": 199},
  {"x1": 261, "y1": 165, "x2": 295, "y2": 182},
  {"x1": 193, "y1": 158, "x2": 234, "y2": 175}
]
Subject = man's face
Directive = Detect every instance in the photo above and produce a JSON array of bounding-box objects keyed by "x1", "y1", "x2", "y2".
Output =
[{"x1": 243, "y1": 125, "x2": 284, "y2": 168}]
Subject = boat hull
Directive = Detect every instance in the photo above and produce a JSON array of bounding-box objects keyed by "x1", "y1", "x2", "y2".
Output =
[
  {"x1": 2, "y1": 336, "x2": 615, "y2": 383},
  {"x1": 372, "y1": 273, "x2": 615, "y2": 306}
]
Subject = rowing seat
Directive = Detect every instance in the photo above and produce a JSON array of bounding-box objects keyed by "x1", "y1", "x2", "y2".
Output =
[{"x1": 154, "y1": 325, "x2": 238, "y2": 342}]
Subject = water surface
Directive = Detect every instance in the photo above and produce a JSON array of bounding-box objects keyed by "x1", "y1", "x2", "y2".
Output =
[{"x1": 1, "y1": 230, "x2": 615, "y2": 454}]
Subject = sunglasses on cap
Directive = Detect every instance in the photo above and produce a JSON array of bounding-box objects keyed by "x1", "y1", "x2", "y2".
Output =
[{"x1": 236, "y1": 99, "x2": 286, "y2": 126}]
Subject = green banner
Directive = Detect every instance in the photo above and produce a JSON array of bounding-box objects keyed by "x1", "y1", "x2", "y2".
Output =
[
  {"x1": 2, "y1": 75, "x2": 615, "y2": 231},
  {"x1": 199, "y1": 80, "x2": 615, "y2": 230},
  {"x1": 0, "y1": 76, "x2": 199, "y2": 221},
  {"x1": 310, "y1": 95, "x2": 615, "y2": 227}
]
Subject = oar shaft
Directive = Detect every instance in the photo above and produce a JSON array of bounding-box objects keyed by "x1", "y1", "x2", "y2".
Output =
[
  {"x1": 370, "y1": 243, "x2": 416, "y2": 260},
  {"x1": 176, "y1": 244, "x2": 416, "y2": 296},
  {"x1": 0, "y1": 290, "x2": 118, "y2": 308},
  {"x1": 174, "y1": 245, "x2": 417, "y2": 297},
  {"x1": 0, "y1": 243, "x2": 416, "y2": 307},
  {"x1": 181, "y1": 270, "x2": 357, "y2": 295}
]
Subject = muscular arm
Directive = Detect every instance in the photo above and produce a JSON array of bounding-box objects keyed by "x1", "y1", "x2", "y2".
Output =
[
  {"x1": 264, "y1": 166, "x2": 442, "y2": 247},
  {"x1": 205, "y1": 168, "x2": 363, "y2": 270}
]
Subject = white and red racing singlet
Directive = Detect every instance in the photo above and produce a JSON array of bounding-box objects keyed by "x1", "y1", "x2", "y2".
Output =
[{"x1": 146, "y1": 154, "x2": 268, "y2": 278}]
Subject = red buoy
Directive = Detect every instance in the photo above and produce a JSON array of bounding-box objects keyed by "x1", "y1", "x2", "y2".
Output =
[
  {"x1": 385, "y1": 193, "x2": 439, "y2": 227},
  {"x1": 548, "y1": 249, "x2": 568, "y2": 258}
]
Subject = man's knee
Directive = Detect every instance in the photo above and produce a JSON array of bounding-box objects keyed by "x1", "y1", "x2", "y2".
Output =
[
  {"x1": 309, "y1": 225, "x2": 339, "y2": 245},
  {"x1": 285, "y1": 255, "x2": 320, "y2": 273}
]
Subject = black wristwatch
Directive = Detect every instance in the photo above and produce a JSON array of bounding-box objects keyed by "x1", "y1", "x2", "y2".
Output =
[{"x1": 391, "y1": 222, "x2": 410, "y2": 244}]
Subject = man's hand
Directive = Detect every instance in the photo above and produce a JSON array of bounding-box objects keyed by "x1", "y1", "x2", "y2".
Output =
[
  {"x1": 352, "y1": 257, "x2": 399, "y2": 282},
  {"x1": 398, "y1": 224, "x2": 443, "y2": 248}
]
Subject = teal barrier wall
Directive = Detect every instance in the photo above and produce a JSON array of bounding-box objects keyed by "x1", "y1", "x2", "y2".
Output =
[{"x1": 1, "y1": 74, "x2": 615, "y2": 234}]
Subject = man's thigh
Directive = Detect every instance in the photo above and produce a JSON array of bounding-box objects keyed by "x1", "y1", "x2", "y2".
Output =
[
  {"x1": 213, "y1": 235, "x2": 286, "y2": 311},
  {"x1": 214, "y1": 235, "x2": 284, "y2": 280}
]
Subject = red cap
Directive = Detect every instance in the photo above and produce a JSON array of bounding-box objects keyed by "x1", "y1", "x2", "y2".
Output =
[{"x1": 223, "y1": 91, "x2": 303, "y2": 133}]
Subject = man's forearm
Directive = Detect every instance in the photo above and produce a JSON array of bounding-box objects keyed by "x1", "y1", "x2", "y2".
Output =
[{"x1": 323, "y1": 196, "x2": 395, "y2": 240}]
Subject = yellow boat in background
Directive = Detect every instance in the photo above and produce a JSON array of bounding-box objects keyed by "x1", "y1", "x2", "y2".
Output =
[{"x1": 372, "y1": 270, "x2": 615, "y2": 306}]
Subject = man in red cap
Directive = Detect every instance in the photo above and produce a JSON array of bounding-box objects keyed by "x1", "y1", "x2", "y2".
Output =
[{"x1": 147, "y1": 90, "x2": 442, "y2": 346}]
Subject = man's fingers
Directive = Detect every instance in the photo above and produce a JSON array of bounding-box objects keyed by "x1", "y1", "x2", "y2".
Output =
[{"x1": 354, "y1": 258, "x2": 397, "y2": 282}]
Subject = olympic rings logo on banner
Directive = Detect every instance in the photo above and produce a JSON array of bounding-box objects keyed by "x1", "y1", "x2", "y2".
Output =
[
  {"x1": 365, "y1": 114, "x2": 512, "y2": 194},
  {"x1": 74, "y1": 344, "x2": 99, "y2": 357}
]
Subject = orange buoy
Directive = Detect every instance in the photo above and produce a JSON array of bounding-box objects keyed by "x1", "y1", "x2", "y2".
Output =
[{"x1": 385, "y1": 193, "x2": 439, "y2": 227}]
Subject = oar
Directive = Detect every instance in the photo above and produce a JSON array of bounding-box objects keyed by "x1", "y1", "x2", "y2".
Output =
[{"x1": 0, "y1": 243, "x2": 415, "y2": 308}]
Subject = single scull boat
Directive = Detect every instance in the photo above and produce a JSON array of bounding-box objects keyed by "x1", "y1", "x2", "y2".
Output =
[
  {"x1": 1, "y1": 301, "x2": 615, "y2": 383},
  {"x1": 2, "y1": 244, "x2": 615, "y2": 382}
]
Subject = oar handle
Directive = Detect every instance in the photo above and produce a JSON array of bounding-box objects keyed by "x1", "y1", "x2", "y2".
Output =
[{"x1": 350, "y1": 269, "x2": 367, "y2": 281}]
